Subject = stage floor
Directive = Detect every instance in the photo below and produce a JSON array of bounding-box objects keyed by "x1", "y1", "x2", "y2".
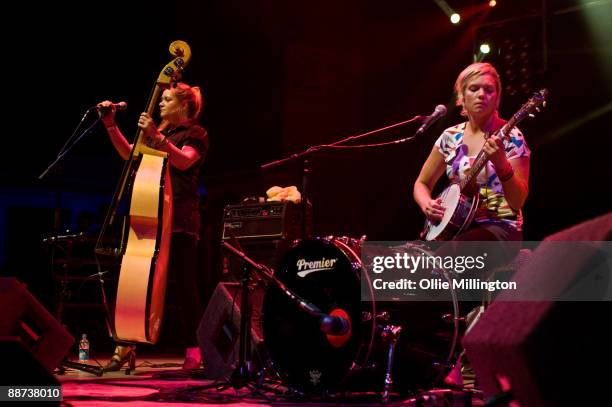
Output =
[{"x1": 56, "y1": 353, "x2": 483, "y2": 406}]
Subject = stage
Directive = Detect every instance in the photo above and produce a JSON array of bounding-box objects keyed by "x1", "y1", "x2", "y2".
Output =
[{"x1": 57, "y1": 353, "x2": 483, "y2": 406}]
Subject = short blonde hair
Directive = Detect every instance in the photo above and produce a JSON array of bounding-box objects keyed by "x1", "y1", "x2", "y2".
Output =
[{"x1": 454, "y1": 62, "x2": 501, "y2": 116}]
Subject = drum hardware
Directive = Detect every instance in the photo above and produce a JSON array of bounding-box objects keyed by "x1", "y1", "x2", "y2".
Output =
[
  {"x1": 361, "y1": 311, "x2": 391, "y2": 322},
  {"x1": 381, "y1": 324, "x2": 402, "y2": 404},
  {"x1": 349, "y1": 317, "x2": 405, "y2": 402},
  {"x1": 442, "y1": 313, "x2": 467, "y2": 324},
  {"x1": 400, "y1": 388, "x2": 474, "y2": 406}
]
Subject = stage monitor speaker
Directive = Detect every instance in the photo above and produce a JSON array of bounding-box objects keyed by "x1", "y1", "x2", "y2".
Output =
[
  {"x1": 0, "y1": 277, "x2": 74, "y2": 382},
  {"x1": 462, "y1": 212, "x2": 612, "y2": 407},
  {"x1": 0, "y1": 336, "x2": 59, "y2": 386},
  {"x1": 197, "y1": 282, "x2": 267, "y2": 379}
]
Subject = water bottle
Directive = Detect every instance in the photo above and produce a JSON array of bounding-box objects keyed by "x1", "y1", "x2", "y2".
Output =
[{"x1": 78, "y1": 334, "x2": 90, "y2": 361}]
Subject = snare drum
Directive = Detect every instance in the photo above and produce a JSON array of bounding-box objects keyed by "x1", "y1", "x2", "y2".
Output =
[{"x1": 262, "y1": 237, "x2": 460, "y2": 394}]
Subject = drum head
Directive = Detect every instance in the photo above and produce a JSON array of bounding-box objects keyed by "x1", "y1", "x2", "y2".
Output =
[
  {"x1": 263, "y1": 239, "x2": 461, "y2": 394},
  {"x1": 263, "y1": 238, "x2": 365, "y2": 393}
]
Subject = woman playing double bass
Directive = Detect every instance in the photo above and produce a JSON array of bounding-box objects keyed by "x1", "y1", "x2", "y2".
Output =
[{"x1": 98, "y1": 82, "x2": 208, "y2": 371}]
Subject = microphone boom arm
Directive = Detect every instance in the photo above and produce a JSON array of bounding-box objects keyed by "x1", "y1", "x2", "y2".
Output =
[
  {"x1": 222, "y1": 241, "x2": 324, "y2": 317},
  {"x1": 221, "y1": 242, "x2": 352, "y2": 336}
]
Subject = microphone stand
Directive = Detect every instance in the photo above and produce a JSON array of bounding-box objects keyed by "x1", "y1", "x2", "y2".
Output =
[
  {"x1": 38, "y1": 108, "x2": 107, "y2": 376},
  {"x1": 39, "y1": 108, "x2": 100, "y2": 180},
  {"x1": 230, "y1": 261, "x2": 255, "y2": 389},
  {"x1": 217, "y1": 241, "x2": 368, "y2": 397},
  {"x1": 221, "y1": 241, "x2": 324, "y2": 318},
  {"x1": 260, "y1": 115, "x2": 424, "y2": 239},
  {"x1": 204, "y1": 242, "x2": 322, "y2": 394}
]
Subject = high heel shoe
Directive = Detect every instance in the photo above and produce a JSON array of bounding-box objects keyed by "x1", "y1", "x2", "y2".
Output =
[
  {"x1": 103, "y1": 345, "x2": 136, "y2": 374},
  {"x1": 182, "y1": 346, "x2": 202, "y2": 370}
]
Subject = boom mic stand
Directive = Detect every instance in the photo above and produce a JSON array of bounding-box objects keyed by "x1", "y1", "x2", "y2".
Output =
[
  {"x1": 199, "y1": 244, "x2": 279, "y2": 395},
  {"x1": 229, "y1": 260, "x2": 264, "y2": 390},
  {"x1": 208, "y1": 241, "x2": 345, "y2": 395},
  {"x1": 260, "y1": 114, "x2": 423, "y2": 240},
  {"x1": 39, "y1": 107, "x2": 111, "y2": 377},
  {"x1": 221, "y1": 241, "x2": 328, "y2": 321}
]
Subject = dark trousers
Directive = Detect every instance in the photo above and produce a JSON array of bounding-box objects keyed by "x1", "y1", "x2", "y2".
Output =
[
  {"x1": 454, "y1": 221, "x2": 522, "y2": 242},
  {"x1": 169, "y1": 232, "x2": 203, "y2": 348},
  {"x1": 435, "y1": 221, "x2": 523, "y2": 304},
  {"x1": 437, "y1": 221, "x2": 523, "y2": 261}
]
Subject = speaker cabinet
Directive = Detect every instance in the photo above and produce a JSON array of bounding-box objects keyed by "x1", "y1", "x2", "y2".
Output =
[
  {"x1": 197, "y1": 282, "x2": 267, "y2": 379},
  {"x1": 0, "y1": 336, "x2": 60, "y2": 386},
  {"x1": 0, "y1": 278, "x2": 74, "y2": 384},
  {"x1": 462, "y1": 213, "x2": 612, "y2": 406}
]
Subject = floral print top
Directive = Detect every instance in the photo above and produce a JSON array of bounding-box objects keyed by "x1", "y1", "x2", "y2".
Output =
[{"x1": 434, "y1": 122, "x2": 531, "y2": 230}]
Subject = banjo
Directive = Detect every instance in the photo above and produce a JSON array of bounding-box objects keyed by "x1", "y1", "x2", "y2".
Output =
[{"x1": 422, "y1": 89, "x2": 548, "y2": 241}]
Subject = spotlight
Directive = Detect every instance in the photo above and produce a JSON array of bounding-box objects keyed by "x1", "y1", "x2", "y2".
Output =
[
  {"x1": 450, "y1": 13, "x2": 461, "y2": 24},
  {"x1": 489, "y1": 0, "x2": 497, "y2": 7},
  {"x1": 480, "y1": 43, "x2": 491, "y2": 54}
]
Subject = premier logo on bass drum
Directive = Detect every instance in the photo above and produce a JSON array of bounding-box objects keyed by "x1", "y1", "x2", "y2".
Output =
[{"x1": 296, "y1": 257, "x2": 338, "y2": 277}]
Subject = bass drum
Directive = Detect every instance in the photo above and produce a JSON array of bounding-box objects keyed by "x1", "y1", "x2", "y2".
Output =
[{"x1": 262, "y1": 237, "x2": 460, "y2": 394}]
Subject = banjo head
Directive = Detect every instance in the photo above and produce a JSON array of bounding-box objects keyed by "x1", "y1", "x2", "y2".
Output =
[{"x1": 425, "y1": 184, "x2": 461, "y2": 240}]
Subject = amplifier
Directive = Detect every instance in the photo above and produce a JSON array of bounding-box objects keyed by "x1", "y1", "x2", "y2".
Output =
[{"x1": 222, "y1": 201, "x2": 309, "y2": 241}]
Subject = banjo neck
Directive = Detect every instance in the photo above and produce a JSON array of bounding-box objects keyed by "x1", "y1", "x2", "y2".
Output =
[
  {"x1": 459, "y1": 116, "x2": 520, "y2": 193},
  {"x1": 458, "y1": 88, "x2": 548, "y2": 193}
]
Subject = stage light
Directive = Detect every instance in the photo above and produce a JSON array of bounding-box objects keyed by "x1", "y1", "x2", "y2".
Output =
[
  {"x1": 480, "y1": 43, "x2": 491, "y2": 54},
  {"x1": 433, "y1": 1, "x2": 461, "y2": 26},
  {"x1": 489, "y1": 0, "x2": 497, "y2": 7}
]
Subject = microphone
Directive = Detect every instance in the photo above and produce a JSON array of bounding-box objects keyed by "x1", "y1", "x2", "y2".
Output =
[
  {"x1": 95, "y1": 101, "x2": 127, "y2": 112},
  {"x1": 416, "y1": 104, "x2": 447, "y2": 135},
  {"x1": 320, "y1": 314, "x2": 350, "y2": 336}
]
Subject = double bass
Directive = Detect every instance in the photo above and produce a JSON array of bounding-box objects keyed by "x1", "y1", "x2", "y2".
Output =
[{"x1": 96, "y1": 41, "x2": 192, "y2": 344}]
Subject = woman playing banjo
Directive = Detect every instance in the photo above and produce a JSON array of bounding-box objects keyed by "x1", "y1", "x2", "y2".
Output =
[{"x1": 413, "y1": 62, "x2": 530, "y2": 242}]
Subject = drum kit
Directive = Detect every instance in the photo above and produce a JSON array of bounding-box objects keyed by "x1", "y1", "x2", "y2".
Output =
[
  {"x1": 236, "y1": 101, "x2": 479, "y2": 401},
  {"x1": 223, "y1": 234, "x2": 466, "y2": 401}
]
